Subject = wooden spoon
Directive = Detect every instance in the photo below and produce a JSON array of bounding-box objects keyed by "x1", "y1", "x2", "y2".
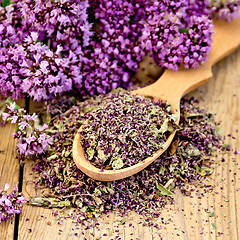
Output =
[{"x1": 73, "y1": 18, "x2": 240, "y2": 181}]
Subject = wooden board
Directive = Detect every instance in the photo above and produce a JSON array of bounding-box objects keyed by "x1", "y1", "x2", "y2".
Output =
[
  {"x1": 1, "y1": 48, "x2": 240, "y2": 239},
  {"x1": 0, "y1": 123, "x2": 22, "y2": 239},
  {"x1": 0, "y1": 99, "x2": 25, "y2": 240}
]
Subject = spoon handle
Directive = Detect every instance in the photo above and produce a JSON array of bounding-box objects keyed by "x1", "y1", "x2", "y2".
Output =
[{"x1": 134, "y1": 18, "x2": 240, "y2": 111}]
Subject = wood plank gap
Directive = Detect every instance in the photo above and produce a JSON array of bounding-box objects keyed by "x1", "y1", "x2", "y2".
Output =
[
  {"x1": 13, "y1": 96, "x2": 29, "y2": 240},
  {"x1": 13, "y1": 165, "x2": 24, "y2": 240}
]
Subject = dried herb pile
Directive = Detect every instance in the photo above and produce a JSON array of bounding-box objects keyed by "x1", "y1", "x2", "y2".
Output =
[
  {"x1": 79, "y1": 90, "x2": 178, "y2": 170},
  {"x1": 30, "y1": 89, "x2": 223, "y2": 223}
]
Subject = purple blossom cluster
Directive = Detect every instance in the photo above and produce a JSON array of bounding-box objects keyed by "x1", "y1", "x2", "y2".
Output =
[
  {"x1": 0, "y1": 32, "x2": 85, "y2": 101},
  {"x1": 81, "y1": 43, "x2": 128, "y2": 95},
  {"x1": 82, "y1": 0, "x2": 146, "y2": 95},
  {"x1": 0, "y1": 3, "x2": 27, "y2": 47},
  {"x1": 0, "y1": 183, "x2": 26, "y2": 223},
  {"x1": 1, "y1": 101, "x2": 53, "y2": 160},
  {"x1": 0, "y1": 0, "x2": 91, "y2": 100},
  {"x1": 139, "y1": 0, "x2": 214, "y2": 70},
  {"x1": 16, "y1": 0, "x2": 92, "y2": 51},
  {"x1": 210, "y1": 0, "x2": 240, "y2": 21},
  {"x1": 0, "y1": 0, "x2": 239, "y2": 100},
  {"x1": 0, "y1": 44, "x2": 26, "y2": 100}
]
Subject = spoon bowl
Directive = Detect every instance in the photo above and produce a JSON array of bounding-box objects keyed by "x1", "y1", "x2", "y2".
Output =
[{"x1": 73, "y1": 18, "x2": 240, "y2": 181}]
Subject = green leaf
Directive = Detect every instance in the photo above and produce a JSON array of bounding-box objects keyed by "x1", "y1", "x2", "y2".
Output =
[
  {"x1": 86, "y1": 148, "x2": 95, "y2": 160},
  {"x1": 83, "y1": 105, "x2": 96, "y2": 113},
  {"x1": 184, "y1": 112, "x2": 203, "y2": 118},
  {"x1": 179, "y1": 28, "x2": 189, "y2": 34},
  {"x1": 212, "y1": 223, "x2": 217, "y2": 229},
  {"x1": 169, "y1": 164, "x2": 176, "y2": 173},
  {"x1": 111, "y1": 158, "x2": 124, "y2": 170},
  {"x1": 75, "y1": 199, "x2": 83, "y2": 208},
  {"x1": 119, "y1": 217, "x2": 126, "y2": 225},
  {"x1": 164, "y1": 179, "x2": 174, "y2": 189},
  {"x1": 155, "y1": 181, "x2": 173, "y2": 196},
  {"x1": 29, "y1": 197, "x2": 70, "y2": 208},
  {"x1": 159, "y1": 119, "x2": 168, "y2": 134},
  {"x1": 54, "y1": 121, "x2": 64, "y2": 132},
  {"x1": 186, "y1": 147, "x2": 201, "y2": 157},
  {"x1": 93, "y1": 212, "x2": 101, "y2": 218},
  {"x1": 80, "y1": 206, "x2": 88, "y2": 213},
  {"x1": 92, "y1": 196, "x2": 102, "y2": 205},
  {"x1": 94, "y1": 188, "x2": 102, "y2": 196},
  {"x1": 5, "y1": 98, "x2": 21, "y2": 110},
  {"x1": 36, "y1": 39, "x2": 45, "y2": 46},
  {"x1": 2, "y1": 0, "x2": 13, "y2": 7},
  {"x1": 170, "y1": 114, "x2": 178, "y2": 122},
  {"x1": 209, "y1": 212, "x2": 215, "y2": 217},
  {"x1": 222, "y1": 144, "x2": 231, "y2": 151},
  {"x1": 196, "y1": 165, "x2": 213, "y2": 176},
  {"x1": 215, "y1": 126, "x2": 222, "y2": 135},
  {"x1": 64, "y1": 150, "x2": 71, "y2": 157},
  {"x1": 130, "y1": 131, "x2": 138, "y2": 137},
  {"x1": 159, "y1": 166, "x2": 166, "y2": 175},
  {"x1": 47, "y1": 154, "x2": 58, "y2": 161},
  {"x1": 97, "y1": 148, "x2": 107, "y2": 162}
]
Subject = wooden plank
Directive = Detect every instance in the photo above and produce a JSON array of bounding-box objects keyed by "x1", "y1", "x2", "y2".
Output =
[
  {"x1": 17, "y1": 47, "x2": 240, "y2": 240},
  {"x1": 0, "y1": 122, "x2": 20, "y2": 240},
  {"x1": 180, "y1": 47, "x2": 240, "y2": 240},
  {"x1": 0, "y1": 99, "x2": 26, "y2": 240}
]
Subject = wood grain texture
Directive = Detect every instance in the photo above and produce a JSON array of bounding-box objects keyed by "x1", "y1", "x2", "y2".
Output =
[
  {"x1": 0, "y1": 99, "x2": 25, "y2": 240},
  {"x1": 0, "y1": 123, "x2": 20, "y2": 240},
  {"x1": 0, "y1": 47, "x2": 239, "y2": 240}
]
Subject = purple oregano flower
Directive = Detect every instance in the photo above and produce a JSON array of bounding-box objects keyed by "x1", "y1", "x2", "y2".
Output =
[{"x1": 0, "y1": 183, "x2": 26, "y2": 223}]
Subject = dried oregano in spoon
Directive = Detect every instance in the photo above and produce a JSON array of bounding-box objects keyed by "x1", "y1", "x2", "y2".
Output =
[
  {"x1": 79, "y1": 89, "x2": 179, "y2": 170},
  {"x1": 28, "y1": 91, "x2": 226, "y2": 226}
]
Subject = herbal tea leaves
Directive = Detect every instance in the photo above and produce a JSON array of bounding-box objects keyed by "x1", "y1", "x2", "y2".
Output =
[
  {"x1": 31, "y1": 92, "x2": 223, "y2": 224},
  {"x1": 79, "y1": 90, "x2": 179, "y2": 170},
  {"x1": 29, "y1": 197, "x2": 71, "y2": 208},
  {"x1": 155, "y1": 181, "x2": 173, "y2": 196}
]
